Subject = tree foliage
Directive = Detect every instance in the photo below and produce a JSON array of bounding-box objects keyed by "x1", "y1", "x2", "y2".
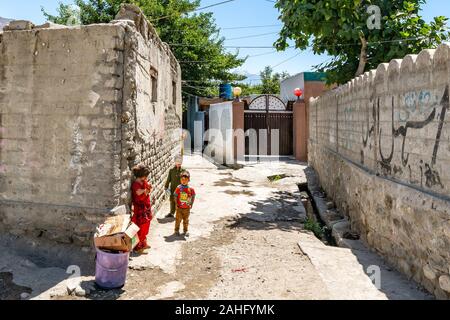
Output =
[
  {"x1": 229, "y1": 66, "x2": 289, "y2": 96},
  {"x1": 42, "y1": 0, "x2": 245, "y2": 96},
  {"x1": 274, "y1": 0, "x2": 450, "y2": 84},
  {"x1": 257, "y1": 66, "x2": 289, "y2": 94}
]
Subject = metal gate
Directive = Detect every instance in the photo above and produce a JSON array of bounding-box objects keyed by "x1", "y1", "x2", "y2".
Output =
[{"x1": 244, "y1": 95, "x2": 293, "y2": 156}]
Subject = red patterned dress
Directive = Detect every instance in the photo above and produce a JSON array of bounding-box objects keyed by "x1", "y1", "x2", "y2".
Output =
[{"x1": 131, "y1": 179, "x2": 152, "y2": 250}]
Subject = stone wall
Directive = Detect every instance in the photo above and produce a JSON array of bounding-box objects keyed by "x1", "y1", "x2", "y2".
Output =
[
  {"x1": 309, "y1": 44, "x2": 450, "y2": 299},
  {"x1": 116, "y1": 5, "x2": 182, "y2": 211},
  {"x1": 0, "y1": 5, "x2": 182, "y2": 247}
]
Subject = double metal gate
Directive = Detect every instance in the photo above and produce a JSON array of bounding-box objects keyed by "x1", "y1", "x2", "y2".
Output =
[{"x1": 244, "y1": 95, "x2": 293, "y2": 156}]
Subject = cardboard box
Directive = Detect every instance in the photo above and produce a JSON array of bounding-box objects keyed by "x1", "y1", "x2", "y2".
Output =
[
  {"x1": 95, "y1": 214, "x2": 131, "y2": 237},
  {"x1": 94, "y1": 233, "x2": 131, "y2": 252},
  {"x1": 125, "y1": 222, "x2": 140, "y2": 250},
  {"x1": 94, "y1": 217, "x2": 140, "y2": 252}
]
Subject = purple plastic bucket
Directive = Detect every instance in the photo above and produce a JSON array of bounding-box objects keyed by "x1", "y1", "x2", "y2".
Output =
[{"x1": 95, "y1": 248, "x2": 129, "y2": 289}]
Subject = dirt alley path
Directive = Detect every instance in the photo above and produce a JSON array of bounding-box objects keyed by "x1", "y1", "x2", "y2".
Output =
[
  {"x1": 56, "y1": 155, "x2": 330, "y2": 300},
  {"x1": 14, "y1": 154, "x2": 429, "y2": 300}
]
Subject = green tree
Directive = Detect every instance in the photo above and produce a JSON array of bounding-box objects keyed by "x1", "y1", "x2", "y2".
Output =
[
  {"x1": 274, "y1": 0, "x2": 449, "y2": 84},
  {"x1": 256, "y1": 66, "x2": 289, "y2": 94},
  {"x1": 234, "y1": 82, "x2": 262, "y2": 96},
  {"x1": 42, "y1": 0, "x2": 245, "y2": 96}
]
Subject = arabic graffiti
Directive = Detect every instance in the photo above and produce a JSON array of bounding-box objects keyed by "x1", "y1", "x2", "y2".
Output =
[{"x1": 361, "y1": 85, "x2": 449, "y2": 190}]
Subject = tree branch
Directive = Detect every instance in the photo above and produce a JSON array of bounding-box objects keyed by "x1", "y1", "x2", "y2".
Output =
[{"x1": 355, "y1": 34, "x2": 368, "y2": 77}]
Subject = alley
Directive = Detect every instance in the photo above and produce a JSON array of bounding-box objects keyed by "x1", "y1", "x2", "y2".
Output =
[{"x1": 0, "y1": 154, "x2": 432, "y2": 300}]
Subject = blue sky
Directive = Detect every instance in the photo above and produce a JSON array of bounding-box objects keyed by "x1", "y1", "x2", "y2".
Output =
[{"x1": 0, "y1": 0, "x2": 448, "y2": 80}]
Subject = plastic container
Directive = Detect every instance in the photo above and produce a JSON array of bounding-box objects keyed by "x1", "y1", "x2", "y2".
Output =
[
  {"x1": 95, "y1": 248, "x2": 130, "y2": 289},
  {"x1": 219, "y1": 83, "x2": 232, "y2": 100}
]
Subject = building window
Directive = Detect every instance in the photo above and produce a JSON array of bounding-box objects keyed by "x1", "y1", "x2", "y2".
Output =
[
  {"x1": 172, "y1": 81, "x2": 177, "y2": 105},
  {"x1": 150, "y1": 67, "x2": 158, "y2": 102}
]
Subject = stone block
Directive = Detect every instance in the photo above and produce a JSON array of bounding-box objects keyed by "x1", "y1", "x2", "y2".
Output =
[
  {"x1": 423, "y1": 264, "x2": 437, "y2": 281},
  {"x1": 439, "y1": 275, "x2": 450, "y2": 293},
  {"x1": 4, "y1": 20, "x2": 34, "y2": 31},
  {"x1": 434, "y1": 286, "x2": 449, "y2": 300},
  {"x1": 33, "y1": 22, "x2": 68, "y2": 29}
]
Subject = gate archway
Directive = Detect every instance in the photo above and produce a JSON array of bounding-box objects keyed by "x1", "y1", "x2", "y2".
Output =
[{"x1": 244, "y1": 95, "x2": 293, "y2": 156}]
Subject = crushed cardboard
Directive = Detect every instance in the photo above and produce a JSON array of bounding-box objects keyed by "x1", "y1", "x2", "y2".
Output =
[{"x1": 94, "y1": 215, "x2": 140, "y2": 252}]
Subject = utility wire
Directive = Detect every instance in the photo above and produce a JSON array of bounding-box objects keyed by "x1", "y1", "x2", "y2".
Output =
[
  {"x1": 169, "y1": 44, "x2": 293, "y2": 48},
  {"x1": 195, "y1": 0, "x2": 237, "y2": 11},
  {"x1": 222, "y1": 24, "x2": 281, "y2": 30},
  {"x1": 171, "y1": 24, "x2": 281, "y2": 33},
  {"x1": 225, "y1": 31, "x2": 279, "y2": 41},
  {"x1": 270, "y1": 52, "x2": 302, "y2": 69},
  {"x1": 150, "y1": 0, "x2": 238, "y2": 22},
  {"x1": 183, "y1": 83, "x2": 216, "y2": 91},
  {"x1": 169, "y1": 36, "x2": 431, "y2": 50},
  {"x1": 177, "y1": 49, "x2": 284, "y2": 64}
]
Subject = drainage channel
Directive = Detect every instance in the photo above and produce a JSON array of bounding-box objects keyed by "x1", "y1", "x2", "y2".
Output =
[{"x1": 298, "y1": 182, "x2": 336, "y2": 247}]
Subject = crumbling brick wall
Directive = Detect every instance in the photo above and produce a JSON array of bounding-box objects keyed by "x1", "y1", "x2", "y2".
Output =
[
  {"x1": 0, "y1": 5, "x2": 182, "y2": 247},
  {"x1": 117, "y1": 5, "x2": 182, "y2": 211},
  {"x1": 308, "y1": 44, "x2": 450, "y2": 299}
]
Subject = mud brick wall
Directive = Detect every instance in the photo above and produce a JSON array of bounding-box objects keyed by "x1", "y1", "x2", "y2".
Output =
[
  {"x1": 309, "y1": 44, "x2": 450, "y2": 299},
  {"x1": 0, "y1": 6, "x2": 182, "y2": 247},
  {"x1": 117, "y1": 4, "x2": 182, "y2": 212}
]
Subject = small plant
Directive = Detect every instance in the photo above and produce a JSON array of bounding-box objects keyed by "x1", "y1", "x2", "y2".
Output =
[
  {"x1": 267, "y1": 174, "x2": 288, "y2": 182},
  {"x1": 304, "y1": 218, "x2": 324, "y2": 239}
]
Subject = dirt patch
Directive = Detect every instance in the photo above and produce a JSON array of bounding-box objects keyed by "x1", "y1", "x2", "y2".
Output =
[
  {"x1": 56, "y1": 218, "x2": 238, "y2": 300},
  {"x1": 206, "y1": 219, "x2": 330, "y2": 299},
  {"x1": 171, "y1": 219, "x2": 237, "y2": 299},
  {"x1": 55, "y1": 216, "x2": 329, "y2": 300}
]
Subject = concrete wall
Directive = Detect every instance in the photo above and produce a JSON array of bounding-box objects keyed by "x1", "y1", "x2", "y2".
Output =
[
  {"x1": 207, "y1": 101, "x2": 233, "y2": 164},
  {"x1": 0, "y1": 5, "x2": 182, "y2": 246},
  {"x1": 309, "y1": 44, "x2": 450, "y2": 299},
  {"x1": 280, "y1": 73, "x2": 305, "y2": 103}
]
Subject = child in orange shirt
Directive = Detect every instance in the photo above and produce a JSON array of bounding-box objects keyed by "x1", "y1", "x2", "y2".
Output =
[{"x1": 173, "y1": 170, "x2": 196, "y2": 237}]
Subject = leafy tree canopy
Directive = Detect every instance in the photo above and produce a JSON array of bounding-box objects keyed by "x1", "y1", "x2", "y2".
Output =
[
  {"x1": 231, "y1": 66, "x2": 289, "y2": 96},
  {"x1": 274, "y1": 0, "x2": 449, "y2": 84},
  {"x1": 257, "y1": 66, "x2": 289, "y2": 94},
  {"x1": 42, "y1": 0, "x2": 246, "y2": 96}
]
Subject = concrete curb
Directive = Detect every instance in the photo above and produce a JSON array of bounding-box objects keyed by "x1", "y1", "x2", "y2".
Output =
[{"x1": 304, "y1": 167, "x2": 362, "y2": 251}]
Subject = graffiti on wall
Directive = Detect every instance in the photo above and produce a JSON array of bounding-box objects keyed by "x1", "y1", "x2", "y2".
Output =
[{"x1": 360, "y1": 85, "x2": 449, "y2": 190}]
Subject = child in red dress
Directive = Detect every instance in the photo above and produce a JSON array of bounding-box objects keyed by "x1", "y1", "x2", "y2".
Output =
[{"x1": 131, "y1": 164, "x2": 153, "y2": 253}]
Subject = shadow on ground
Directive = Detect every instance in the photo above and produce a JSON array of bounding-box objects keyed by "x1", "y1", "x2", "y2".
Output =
[
  {"x1": 163, "y1": 234, "x2": 186, "y2": 243},
  {"x1": 225, "y1": 188, "x2": 307, "y2": 233},
  {"x1": 76, "y1": 279, "x2": 126, "y2": 301},
  {"x1": 349, "y1": 245, "x2": 434, "y2": 300},
  {"x1": 0, "y1": 272, "x2": 33, "y2": 300},
  {"x1": 227, "y1": 216, "x2": 305, "y2": 233},
  {"x1": 213, "y1": 177, "x2": 251, "y2": 187},
  {"x1": 157, "y1": 217, "x2": 175, "y2": 224},
  {"x1": 228, "y1": 188, "x2": 307, "y2": 233},
  {"x1": 0, "y1": 234, "x2": 95, "y2": 299}
]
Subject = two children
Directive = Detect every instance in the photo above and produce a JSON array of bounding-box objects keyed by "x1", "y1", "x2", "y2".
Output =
[{"x1": 131, "y1": 158, "x2": 196, "y2": 254}]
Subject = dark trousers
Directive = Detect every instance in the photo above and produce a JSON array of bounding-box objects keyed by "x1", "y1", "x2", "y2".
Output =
[{"x1": 170, "y1": 195, "x2": 177, "y2": 215}]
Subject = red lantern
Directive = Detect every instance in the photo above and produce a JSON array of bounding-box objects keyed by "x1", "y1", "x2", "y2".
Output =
[{"x1": 294, "y1": 88, "x2": 303, "y2": 98}]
